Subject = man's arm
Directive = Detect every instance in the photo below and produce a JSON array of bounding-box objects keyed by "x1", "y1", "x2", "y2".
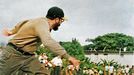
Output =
[
  {"x1": 2, "y1": 28, "x2": 13, "y2": 36},
  {"x1": 2, "y1": 20, "x2": 29, "y2": 36},
  {"x1": 35, "y1": 21, "x2": 80, "y2": 68},
  {"x1": 10, "y1": 20, "x2": 29, "y2": 34},
  {"x1": 35, "y1": 22, "x2": 70, "y2": 59}
]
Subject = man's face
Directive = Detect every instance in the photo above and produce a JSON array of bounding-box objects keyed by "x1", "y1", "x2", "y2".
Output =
[{"x1": 53, "y1": 18, "x2": 64, "y2": 31}]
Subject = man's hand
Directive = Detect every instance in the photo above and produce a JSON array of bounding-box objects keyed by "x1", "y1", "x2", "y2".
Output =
[
  {"x1": 2, "y1": 28, "x2": 12, "y2": 36},
  {"x1": 68, "y1": 57, "x2": 80, "y2": 70}
]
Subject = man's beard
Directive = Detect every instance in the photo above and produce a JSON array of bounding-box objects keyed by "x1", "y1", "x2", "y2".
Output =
[{"x1": 53, "y1": 23, "x2": 60, "y2": 31}]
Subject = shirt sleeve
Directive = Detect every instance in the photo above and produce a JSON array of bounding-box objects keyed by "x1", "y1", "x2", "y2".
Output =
[
  {"x1": 10, "y1": 20, "x2": 29, "y2": 34},
  {"x1": 35, "y1": 21, "x2": 70, "y2": 59}
]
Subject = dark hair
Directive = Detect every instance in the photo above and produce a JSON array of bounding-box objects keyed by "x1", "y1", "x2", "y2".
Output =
[{"x1": 46, "y1": 6, "x2": 64, "y2": 20}]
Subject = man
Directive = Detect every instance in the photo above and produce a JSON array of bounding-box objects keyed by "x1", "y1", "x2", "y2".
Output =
[{"x1": 0, "y1": 6, "x2": 80, "y2": 75}]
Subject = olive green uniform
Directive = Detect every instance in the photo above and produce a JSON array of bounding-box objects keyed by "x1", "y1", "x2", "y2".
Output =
[{"x1": 0, "y1": 17, "x2": 70, "y2": 75}]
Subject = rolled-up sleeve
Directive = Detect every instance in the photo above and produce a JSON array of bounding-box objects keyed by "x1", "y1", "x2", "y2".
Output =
[{"x1": 35, "y1": 21, "x2": 70, "y2": 59}]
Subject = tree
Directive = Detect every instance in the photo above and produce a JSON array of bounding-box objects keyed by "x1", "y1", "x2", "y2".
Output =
[
  {"x1": 60, "y1": 38, "x2": 85, "y2": 60},
  {"x1": 85, "y1": 33, "x2": 134, "y2": 51}
]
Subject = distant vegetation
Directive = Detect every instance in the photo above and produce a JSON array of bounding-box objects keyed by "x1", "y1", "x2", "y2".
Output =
[{"x1": 84, "y1": 33, "x2": 134, "y2": 52}]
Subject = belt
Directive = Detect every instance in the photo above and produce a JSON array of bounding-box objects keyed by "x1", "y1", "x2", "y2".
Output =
[{"x1": 7, "y1": 42, "x2": 34, "y2": 56}]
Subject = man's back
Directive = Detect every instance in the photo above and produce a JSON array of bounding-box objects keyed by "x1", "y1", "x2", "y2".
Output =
[{"x1": 10, "y1": 17, "x2": 48, "y2": 54}]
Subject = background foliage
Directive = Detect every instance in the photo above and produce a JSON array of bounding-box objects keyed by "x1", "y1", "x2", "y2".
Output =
[{"x1": 84, "y1": 33, "x2": 134, "y2": 51}]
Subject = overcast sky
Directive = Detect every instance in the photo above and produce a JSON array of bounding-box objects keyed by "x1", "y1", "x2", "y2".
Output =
[{"x1": 0, "y1": 0, "x2": 134, "y2": 45}]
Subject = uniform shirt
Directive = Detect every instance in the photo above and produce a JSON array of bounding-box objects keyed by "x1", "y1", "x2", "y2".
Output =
[{"x1": 9, "y1": 17, "x2": 70, "y2": 59}]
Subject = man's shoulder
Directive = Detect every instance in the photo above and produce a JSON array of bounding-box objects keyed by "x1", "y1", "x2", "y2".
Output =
[
  {"x1": 30, "y1": 17, "x2": 47, "y2": 23},
  {"x1": 29, "y1": 17, "x2": 49, "y2": 30},
  {"x1": 28, "y1": 17, "x2": 48, "y2": 27}
]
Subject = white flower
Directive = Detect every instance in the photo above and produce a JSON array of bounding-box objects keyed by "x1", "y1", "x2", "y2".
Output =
[{"x1": 51, "y1": 56, "x2": 62, "y2": 67}]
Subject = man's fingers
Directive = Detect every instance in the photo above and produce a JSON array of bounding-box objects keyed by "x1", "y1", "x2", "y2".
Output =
[
  {"x1": 68, "y1": 57, "x2": 80, "y2": 70},
  {"x1": 75, "y1": 65, "x2": 80, "y2": 71}
]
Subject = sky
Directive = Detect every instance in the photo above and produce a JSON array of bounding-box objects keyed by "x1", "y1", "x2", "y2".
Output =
[{"x1": 0, "y1": 0, "x2": 134, "y2": 45}]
